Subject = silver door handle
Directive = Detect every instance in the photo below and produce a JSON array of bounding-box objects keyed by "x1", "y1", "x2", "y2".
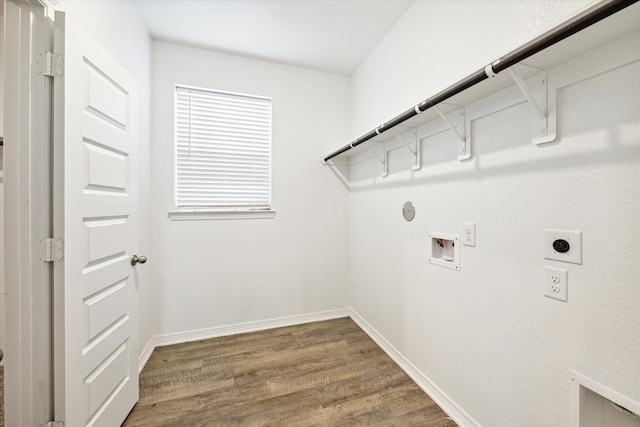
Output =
[{"x1": 131, "y1": 255, "x2": 147, "y2": 266}]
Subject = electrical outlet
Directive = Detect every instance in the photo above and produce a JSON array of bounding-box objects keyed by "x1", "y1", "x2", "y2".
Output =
[
  {"x1": 545, "y1": 267, "x2": 568, "y2": 302},
  {"x1": 462, "y1": 223, "x2": 476, "y2": 247}
]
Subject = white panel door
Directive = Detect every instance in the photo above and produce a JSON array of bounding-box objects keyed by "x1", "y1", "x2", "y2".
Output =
[{"x1": 53, "y1": 12, "x2": 140, "y2": 427}]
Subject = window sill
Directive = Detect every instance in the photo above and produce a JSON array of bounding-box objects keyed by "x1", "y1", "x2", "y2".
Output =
[{"x1": 168, "y1": 210, "x2": 276, "y2": 221}]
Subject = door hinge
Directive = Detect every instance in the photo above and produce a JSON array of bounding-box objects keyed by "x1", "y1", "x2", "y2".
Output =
[
  {"x1": 34, "y1": 238, "x2": 64, "y2": 262},
  {"x1": 34, "y1": 51, "x2": 63, "y2": 77},
  {"x1": 39, "y1": 421, "x2": 64, "y2": 427}
]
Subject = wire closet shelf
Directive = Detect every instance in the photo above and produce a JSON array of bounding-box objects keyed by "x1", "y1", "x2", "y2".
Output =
[{"x1": 322, "y1": 0, "x2": 639, "y2": 163}]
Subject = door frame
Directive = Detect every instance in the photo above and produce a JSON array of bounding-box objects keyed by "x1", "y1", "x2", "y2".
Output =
[{"x1": 3, "y1": 0, "x2": 55, "y2": 425}]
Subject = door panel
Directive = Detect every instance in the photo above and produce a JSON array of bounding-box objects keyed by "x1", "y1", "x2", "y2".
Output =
[
  {"x1": 85, "y1": 142, "x2": 128, "y2": 191},
  {"x1": 54, "y1": 12, "x2": 139, "y2": 427}
]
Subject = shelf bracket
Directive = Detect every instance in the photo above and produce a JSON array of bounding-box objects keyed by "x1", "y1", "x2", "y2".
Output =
[
  {"x1": 366, "y1": 143, "x2": 388, "y2": 177},
  {"x1": 390, "y1": 128, "x2": 420, "y2": 171},
  {"x1": 319, "y1": 157, "x2": 350, "y2": 190},
  {"x1": 507, "y1": 68, "x2": 556, "y2": 144},
  {"x1": 434, "y1": 106, "x2": 470, "y2": 161},
  {"x1": 507, "y1": 68, "x2": 546, "y2": 120}
]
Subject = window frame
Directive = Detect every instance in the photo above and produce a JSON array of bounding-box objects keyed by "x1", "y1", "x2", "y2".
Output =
[{"x1": 169, "y1": 84, "x2": 275, "y2": 221}]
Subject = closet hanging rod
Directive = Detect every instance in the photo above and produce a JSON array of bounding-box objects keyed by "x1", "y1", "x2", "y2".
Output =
[{"x1": 323, "y1": 0, "x2": 638, "y2": 162}]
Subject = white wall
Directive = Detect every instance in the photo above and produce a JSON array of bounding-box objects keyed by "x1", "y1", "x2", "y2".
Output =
[
  {"x1": 350, "y1": 0, "x2": 592, "y2": 138},
  {"x1": 151, "y1": 41, "x2": 350, "y2": 335},
  {"x1": 56, "y1": 0, "x2": 154, "y2": 357},
  {"x1": 347, "y1": 1, "x2": 639, "y2": 426}
]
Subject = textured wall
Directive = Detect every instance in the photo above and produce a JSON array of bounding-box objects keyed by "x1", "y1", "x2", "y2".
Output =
[
  {"x1": 349, "y1": 0, "x2": 592, "y2": 138},
  {"x1": 151, "y1": 42, "x2": 350, "y2": 335},
  {"x1": 347, "y1": 1, "x2": 639, "y2": 426}
]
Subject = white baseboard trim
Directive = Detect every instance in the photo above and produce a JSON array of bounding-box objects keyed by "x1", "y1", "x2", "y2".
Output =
[
  {"x1": 348, "y1": 308, "x2": 480, "y2": 427},
  {"x1": 155, "y1": 308, "x2": 352, "y2": 347},
  {"x1": 138, "y1": 335, "x2": 156, "y2": 374},
  {"x1": 138, "y1": 308, "x2": 351, "y2": 372}
]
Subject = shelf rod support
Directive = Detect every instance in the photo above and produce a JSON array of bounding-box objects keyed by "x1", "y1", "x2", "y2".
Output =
[
  {"x1": 390, "y1": 128, "x2": 420, "y2": 171},
  {"x1": 434, "y1": 106, "x2": 469, "y2": 160},
  {"x1": 366, "y1": 144, "x2": 385, "y2": 165},
  {"x1": 390, "y1": 129, "x2": 415, "y2": 155},
  {"x1": 366, "y1": 144, "x2": 388, "y2": 177},
  {"x1": 434, "y1": 106, "x2": 465, "y2": 145},
  {"x1": 507, "y1": 68, "x2": 546, "y2": 121}
]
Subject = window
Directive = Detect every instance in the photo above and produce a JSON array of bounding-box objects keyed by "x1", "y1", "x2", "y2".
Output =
[{"x1": 173, "y1": 85, "x2": 272, "y2": 218}]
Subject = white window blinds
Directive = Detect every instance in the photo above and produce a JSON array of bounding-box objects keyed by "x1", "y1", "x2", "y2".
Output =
[{"x1": 175, "y1": 86, "x2": 272, "y2": 210}]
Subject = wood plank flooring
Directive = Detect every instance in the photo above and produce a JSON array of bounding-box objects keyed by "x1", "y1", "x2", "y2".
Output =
[{"x1": 123, "y1": 318, "x2": 456, "y2": 426}]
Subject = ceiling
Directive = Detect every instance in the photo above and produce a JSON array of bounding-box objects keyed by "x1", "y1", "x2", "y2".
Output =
[{"x1": 133, "y1": 0, "x2": 414, "y2": 76}]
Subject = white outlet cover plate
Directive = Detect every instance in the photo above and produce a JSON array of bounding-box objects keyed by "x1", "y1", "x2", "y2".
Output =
[
  {"x1": 462, "y1": 223, "x2": 476, "y2": 247},
  {"x1": 545, "y1": 267, "x2": 568, "y2": 302},
  {"x1": 544, "y1": 229, "x2": 582, "y2": 264}
]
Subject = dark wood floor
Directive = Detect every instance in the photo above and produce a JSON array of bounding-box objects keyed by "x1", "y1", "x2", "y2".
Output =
[{"x1": 123, "y1": 317, "x2": 457, "y2": 426}]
